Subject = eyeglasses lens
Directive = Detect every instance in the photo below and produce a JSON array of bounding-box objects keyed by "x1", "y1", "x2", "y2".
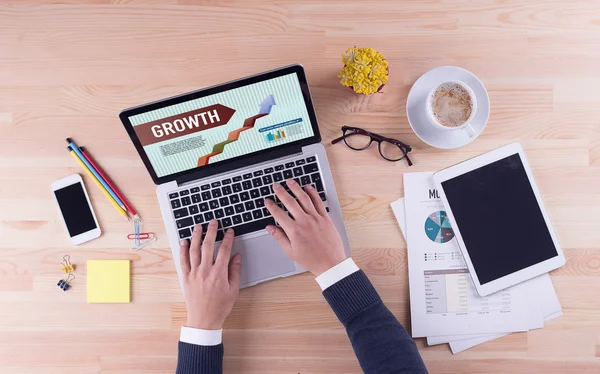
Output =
[
  {"x1": 379, "y1": 140, "x2": 406, "y2": 161},
  {"x1": 343, "y1": 130, "x2": 371, "y2": 150}
]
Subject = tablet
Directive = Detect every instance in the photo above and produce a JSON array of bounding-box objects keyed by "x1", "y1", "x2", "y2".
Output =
[{"x1": 433, "y1": 142, "x2": 565, "y2": 296}]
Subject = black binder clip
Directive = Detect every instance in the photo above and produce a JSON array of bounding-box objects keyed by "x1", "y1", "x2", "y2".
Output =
[{"x1": 57, "y1": 274, "x2": 75, "y2": 291}]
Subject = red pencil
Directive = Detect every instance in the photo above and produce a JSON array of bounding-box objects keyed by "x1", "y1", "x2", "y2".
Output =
[{"x1": 80, "y1": 147, "x2": 138, "y2": 217}]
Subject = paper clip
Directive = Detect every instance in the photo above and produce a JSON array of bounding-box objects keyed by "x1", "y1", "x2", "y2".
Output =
[
  {"x1": 133, "y1": 217, "x2": 143, "y2": 246},
  {"x1": 61, "y1": 255, "x2": 75, "y2": 273},
  {"x1": 130, "y1": 235, "x2": 157, "y2": 252},
  {"x1": 128, "y1": 216, "x2": 157, "y2": 251},
  {"x1": 57, "y1": 274, "x2": 75, "y2": 291},
  {"x1": 127, "y1": 232, "x2": 153, "y2": 240}
]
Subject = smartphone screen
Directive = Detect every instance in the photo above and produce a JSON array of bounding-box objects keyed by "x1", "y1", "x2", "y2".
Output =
[{"x1": 54, "y1": 183, "x2": 98, "y2": 237}]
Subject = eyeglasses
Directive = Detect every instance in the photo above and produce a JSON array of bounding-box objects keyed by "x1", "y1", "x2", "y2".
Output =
[{"x1": 331, "y1": 125, "x2": 413, "y2": 166}]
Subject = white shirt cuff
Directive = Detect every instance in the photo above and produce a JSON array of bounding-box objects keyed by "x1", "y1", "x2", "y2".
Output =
[
  {"x1": 180, "y1": 326, "x2": 222, "y2": 346},
  {"x1": 315, "y1": 258, "x2": 360, "y2": 291}
]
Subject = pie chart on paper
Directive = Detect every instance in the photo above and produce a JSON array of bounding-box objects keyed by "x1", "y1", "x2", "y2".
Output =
[{"x1": 424, "y1": 211, "x2": 455, "y2": 243}]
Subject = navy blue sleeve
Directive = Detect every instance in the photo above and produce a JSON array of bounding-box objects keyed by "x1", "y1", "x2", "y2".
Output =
[
  {"x1": 176, "y1": 341, "x2": 223, "y2": 374},
  {"x1": 323, "y1": 270, "x2": 428, "y2": 374}
]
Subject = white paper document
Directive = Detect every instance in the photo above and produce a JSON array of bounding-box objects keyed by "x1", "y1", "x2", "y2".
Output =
[
  {"x1": 448, "y1": 274, "x2": 562, "y2": 354},
  {"x1": 449, "y1": 311, "x2": 563, "y2": 354},
  {"x1": 399, "y1": 172, "x2": 531, "y2": 338},
  {"x1": 391, "y1": 173, "x2": 562, "y2": 353},
  {"x1": 426, "y1": 274, "x2": 553, "y2": 346}
]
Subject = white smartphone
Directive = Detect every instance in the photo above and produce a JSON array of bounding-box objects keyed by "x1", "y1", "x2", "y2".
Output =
[{"x1": 51, "y1": 174, "x2": 101, "y2": 245}]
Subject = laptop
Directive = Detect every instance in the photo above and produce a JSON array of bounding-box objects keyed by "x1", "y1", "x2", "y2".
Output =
[{"x1": 119, "y1": 65, "x2": 351, "y2": 288}]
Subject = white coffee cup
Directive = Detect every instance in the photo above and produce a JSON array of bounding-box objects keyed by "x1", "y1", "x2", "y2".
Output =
[{"x1": 426, "y1": 80, "x2": 477, "y2": 137}]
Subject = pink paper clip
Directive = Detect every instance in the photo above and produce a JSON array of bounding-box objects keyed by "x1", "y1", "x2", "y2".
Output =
[
  {"x1": 127, "y1": 232, "x2": 153, "y2": 240},
  {"x1": 128, "y1": 217, "x2": 157, "y2": 251}
]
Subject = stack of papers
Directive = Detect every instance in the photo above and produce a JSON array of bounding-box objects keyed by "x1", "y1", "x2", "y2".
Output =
[{"x1": 390, "y1": 172, "x2": 561, "y2": 354}]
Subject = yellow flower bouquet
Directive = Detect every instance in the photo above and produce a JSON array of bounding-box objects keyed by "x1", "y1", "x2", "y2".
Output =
[{"x1": 338, "y1": 47, "x2": 389, "y2": 95}]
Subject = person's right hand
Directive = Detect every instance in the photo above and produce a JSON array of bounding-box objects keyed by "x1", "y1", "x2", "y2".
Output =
[{"x1": 264, "y1": 179, "x2": 347, "y2": 276}]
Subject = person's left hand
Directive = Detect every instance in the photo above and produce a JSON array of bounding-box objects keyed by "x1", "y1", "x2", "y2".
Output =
[{"x1": 180, "y1": 219, "x2": 242, "y2": 330}]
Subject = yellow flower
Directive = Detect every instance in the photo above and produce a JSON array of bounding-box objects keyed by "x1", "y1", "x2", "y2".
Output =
[{"x1": 338, "y1": 47, "x2": 389, "y2": 95}]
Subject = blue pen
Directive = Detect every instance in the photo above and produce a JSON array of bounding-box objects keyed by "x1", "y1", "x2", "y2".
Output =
[{"x1": 66, "y1": 138, "x2": 126, "y2": 209}]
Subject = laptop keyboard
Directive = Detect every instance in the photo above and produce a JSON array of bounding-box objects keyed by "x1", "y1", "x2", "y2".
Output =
[{"x1": 169, "y1": 155, "x2": 329, "y2": 242}]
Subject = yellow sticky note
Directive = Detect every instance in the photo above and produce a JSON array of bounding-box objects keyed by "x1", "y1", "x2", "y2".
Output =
[{"x1": 87, "y1": 260, "x2": 130, "y2": 303}]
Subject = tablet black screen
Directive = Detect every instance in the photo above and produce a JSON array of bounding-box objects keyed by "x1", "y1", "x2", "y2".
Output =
[{"x1": 441, "y1": 153, "x2": 558, "y2": 284}]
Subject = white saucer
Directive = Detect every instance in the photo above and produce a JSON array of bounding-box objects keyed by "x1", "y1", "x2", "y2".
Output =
[{"x1": 406, "y1": 66, "x2": 490, "y2": 149}]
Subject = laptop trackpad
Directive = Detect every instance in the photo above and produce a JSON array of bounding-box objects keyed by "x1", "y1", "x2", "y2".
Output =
[{"x1": 230, "y1": 233, "x2": 296, "y2": 285}]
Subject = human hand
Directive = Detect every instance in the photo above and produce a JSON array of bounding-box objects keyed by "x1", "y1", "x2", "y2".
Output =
[
  {"x1": 179, "y1": 219, "x2": 242, "y2": 330},
  {"x1": 264, "y1": 179, "x2": 346, "y2": 276}
]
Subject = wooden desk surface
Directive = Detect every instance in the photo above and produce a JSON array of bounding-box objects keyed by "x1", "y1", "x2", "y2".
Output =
[{"x1": 2, "y1": 1, "x2": 600, "y2": 373}]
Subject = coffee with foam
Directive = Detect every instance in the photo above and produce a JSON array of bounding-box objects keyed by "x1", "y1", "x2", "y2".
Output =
[{"x1": 429, "y1": 82, "x2": 473, "y2": 128}]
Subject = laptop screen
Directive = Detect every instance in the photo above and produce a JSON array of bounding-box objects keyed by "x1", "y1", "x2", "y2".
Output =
[{"x1": 127, "y1": 73, "x2": 315, "y2": 178}]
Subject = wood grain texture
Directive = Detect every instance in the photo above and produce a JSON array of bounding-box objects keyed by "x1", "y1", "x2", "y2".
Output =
[{"x1": 1, "y1": 0, "x2": 600, "y2": 372}]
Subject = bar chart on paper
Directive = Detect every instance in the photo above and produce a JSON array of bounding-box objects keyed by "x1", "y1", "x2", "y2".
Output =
[{"x1": 424, "y1": 269, "x2": 512, "y2": 314}]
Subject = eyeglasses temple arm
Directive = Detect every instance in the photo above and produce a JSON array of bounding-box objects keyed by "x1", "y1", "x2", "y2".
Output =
[
  {"x1": 331, "y1": 135, "x2": 346, "y2": 145},
  {"x1": 399, "y1": 141, "x2": 412, "y2": 151}
]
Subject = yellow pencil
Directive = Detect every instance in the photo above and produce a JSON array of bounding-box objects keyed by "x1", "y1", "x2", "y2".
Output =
[{"x1": 68, "y1": 147, "x2": 129, "y2": 220}]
